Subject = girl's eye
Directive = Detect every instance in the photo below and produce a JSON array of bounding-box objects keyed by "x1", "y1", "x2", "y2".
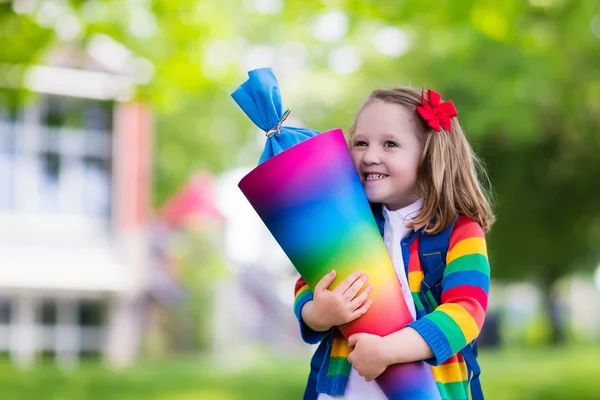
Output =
[
  {"x1": 384, "y1": 141, "x2": 398, "y2": 148},
  {"x1": 354, "y1": 141, "x2": 367, "y2": 147}
]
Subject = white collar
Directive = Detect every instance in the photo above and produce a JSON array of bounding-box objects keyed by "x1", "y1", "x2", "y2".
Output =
[{"x1": 382, "y1": 199, "x2": 422, "y2": 225}]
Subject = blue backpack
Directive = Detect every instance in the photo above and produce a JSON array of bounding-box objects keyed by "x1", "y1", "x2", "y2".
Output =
[{"x1": 418, "y1": 219, "x2": 484, "y2": 400}]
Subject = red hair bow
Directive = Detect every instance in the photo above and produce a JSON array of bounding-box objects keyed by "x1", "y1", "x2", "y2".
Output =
[{"x1": 416, "y1": 89, "x2": 457, "y2": 132}]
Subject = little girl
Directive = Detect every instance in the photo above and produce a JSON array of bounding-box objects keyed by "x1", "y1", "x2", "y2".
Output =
[{"x1": 293, "y1": 86, "x2": 494, "y2": 400}]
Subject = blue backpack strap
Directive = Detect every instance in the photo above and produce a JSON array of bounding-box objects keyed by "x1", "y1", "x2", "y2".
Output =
[
  {"x1": 419, "y1": 218, "x2": 484, "y2": 400},
  {"x1": 418, "y1": 220, "x2": 455, "y2": 313},
  {"x1": 462, "y1": 342, "x2": 483, "y2": 400}
]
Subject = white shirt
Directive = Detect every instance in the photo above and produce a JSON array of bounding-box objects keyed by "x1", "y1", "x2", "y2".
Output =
[{"x1": 318, "y1": 199, "x2": 422, "y2": 399}]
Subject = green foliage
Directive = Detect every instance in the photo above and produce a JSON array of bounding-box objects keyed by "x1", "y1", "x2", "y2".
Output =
[
  {"x1": 0, "y1": 6, "x2": 53, "y2": 65},
  {"x1": 483, "y1": 136, "x2": 600, "y2": 282}
]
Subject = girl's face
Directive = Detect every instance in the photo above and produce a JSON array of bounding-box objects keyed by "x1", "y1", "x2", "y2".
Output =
[{"x1": 351, "y1": 100, "x2": 423, "y2": 210}]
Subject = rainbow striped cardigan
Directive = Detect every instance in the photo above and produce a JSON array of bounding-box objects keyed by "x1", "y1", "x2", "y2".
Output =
[{"x1": 293, "y1": 215, "x2": 490, "y2": 400}]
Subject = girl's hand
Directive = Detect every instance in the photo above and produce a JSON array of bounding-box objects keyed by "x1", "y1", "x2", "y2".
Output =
[
  {"x1": 302, "y1": 269, "x2": 372, "y2": 332},
  {"x1": 347, "y1": 333, "x2": 390, "y2": 382}
]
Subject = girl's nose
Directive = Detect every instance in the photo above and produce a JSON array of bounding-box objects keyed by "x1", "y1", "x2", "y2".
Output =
[{"x1": 363, "y1": 146, "x2": 381, "y2": 165}]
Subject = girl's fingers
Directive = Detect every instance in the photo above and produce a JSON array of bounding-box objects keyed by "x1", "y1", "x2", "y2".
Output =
[
  {"x1": 343, "y1": 273, "x2": 369, "y2": 301},
  {"x1": 350, "y1": 300, "x2": 372, "y2": 319},
  {"x1": 332, "y1": 269, "x2": 363, "y2": 294},
  {"x1": 350, "y1": 285, "x2": 372, "y2": 309},
  {"x1": 315, "y1": 270, "x2": 336, "y2": 291}
]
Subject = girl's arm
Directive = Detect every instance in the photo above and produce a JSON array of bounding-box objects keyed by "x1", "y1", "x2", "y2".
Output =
[
  {"x1": 379, "y1": 327, "x2": 433, "y2": 364},
  {"x1": 400, "y1": 216, "x2": 490, "y2": 366},
  {"x1": 294, "y1": 277, "x2": 332, "y2": 344}
]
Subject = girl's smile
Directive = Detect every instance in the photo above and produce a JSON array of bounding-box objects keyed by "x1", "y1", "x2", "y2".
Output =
[{"x1": 364, "y1": 173, "x2": 388, "y2": 181}]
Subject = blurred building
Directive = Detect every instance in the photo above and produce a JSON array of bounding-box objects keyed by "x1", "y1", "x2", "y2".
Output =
[{"x1": 0, "y1": 43, "x2": 153, "y2": 367}]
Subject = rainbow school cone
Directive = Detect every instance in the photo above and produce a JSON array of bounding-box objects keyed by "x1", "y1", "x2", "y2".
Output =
[{"x1": 238, "y1": 129, "x2": 440, "y2": 399}]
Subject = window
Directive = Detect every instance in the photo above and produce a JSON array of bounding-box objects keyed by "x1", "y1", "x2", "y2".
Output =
[
  {"x1": 40, "y1": 299, "x2": 57, "y2": 326},
  {"x1": 78, "y1": 300, "x2": 106, "y2": 360},
  {"x1": 5, "y1": 94, "x2": 114, "y2": 219},
  {"x1": 33, "y1": 298, "x2": 106, "y2": 360},
  {"x1": 83, "y1": 156, "x2": 111, "y2": 218},
  {"x1": 78, "y1": 300, "x2": 105, "y2": 327},
  {"x1": 0, "y1": 298, "x2": 10, "y2": 356},
  {"x1": 0, "y1": 298, "x2": 11, "y2": 324},
  {"x1": 0, "y1": 139, "x2": 15, "y2": 211},
  {"x1": 39, "y1": 151, "x2": 61, "y2": 213},
  {"x1": 0, "y1": 95, "x2": 16, "y2": 211}
]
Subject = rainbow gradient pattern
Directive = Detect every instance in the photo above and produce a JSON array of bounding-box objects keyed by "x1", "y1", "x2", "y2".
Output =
[{"x1": 239, "y1": 129, "x2": 440, "y2": 399}]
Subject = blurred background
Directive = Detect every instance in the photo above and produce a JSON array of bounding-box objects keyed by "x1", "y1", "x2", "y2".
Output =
[{"x1": 0, "y1": 0, "x2": 599, "y2": 399}]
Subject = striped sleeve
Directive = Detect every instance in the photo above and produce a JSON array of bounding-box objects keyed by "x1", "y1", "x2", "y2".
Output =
[
  {"x1": 293, "y1": 276, "x2": 332, "y2": 344},
  {"x1": 408, "y1": 216, "x2": 490, "y2": 365}
]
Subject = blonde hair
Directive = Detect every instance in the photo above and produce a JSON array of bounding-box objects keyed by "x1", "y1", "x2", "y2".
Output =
[{"x1": 348, "y1": 86, "x2": 495, "y2": 234}]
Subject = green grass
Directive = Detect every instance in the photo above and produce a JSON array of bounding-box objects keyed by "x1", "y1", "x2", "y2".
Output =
[
  {"x1": 0, "y1": 345, "x2": 598, "y2": 400},
  {"x1": 479, "y1": 344, "x2": 600, "y2": 400}
]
